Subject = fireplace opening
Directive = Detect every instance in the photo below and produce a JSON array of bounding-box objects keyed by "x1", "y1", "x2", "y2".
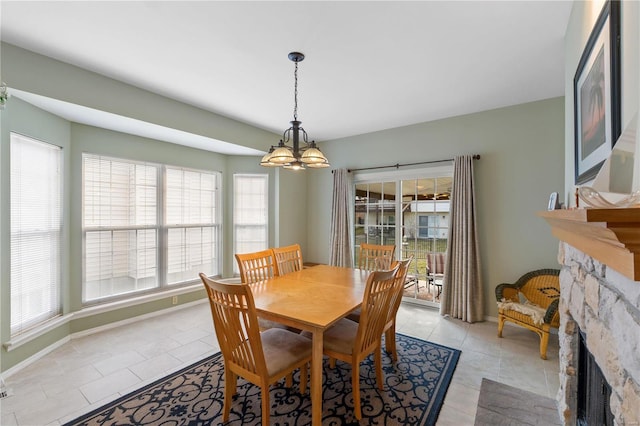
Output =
[{"x1": 577, "y1": 331, "x2": 614, "y2": 425}]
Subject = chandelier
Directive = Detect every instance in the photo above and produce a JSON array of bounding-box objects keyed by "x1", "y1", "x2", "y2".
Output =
[{"x1": 260, "y1": 52, "x2": 329, "y2": 170}]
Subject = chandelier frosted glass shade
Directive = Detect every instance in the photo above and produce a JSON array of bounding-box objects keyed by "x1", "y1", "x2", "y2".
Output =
[
  {"x1": 269, "y1": 145, "x2": 296, "y2": 164},
  {"x1": 283, "y1": 160, "x2": 306, "y2": 170},
  {"x1": 260, "y1": 151, "x2": 279, "y2": 167},
  {"x1": 301, "y1": 146, "x2": 328, "y2": 164}
]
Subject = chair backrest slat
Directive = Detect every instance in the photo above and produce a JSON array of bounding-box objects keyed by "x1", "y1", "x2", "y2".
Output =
[{"x1": 272, "y1": 244, "x2": 304, "y2": 276}]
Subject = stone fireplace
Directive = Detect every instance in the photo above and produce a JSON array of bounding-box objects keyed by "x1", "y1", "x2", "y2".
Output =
[{"x1": 556, "y1": 242, "x2": 640, "y2": 424}]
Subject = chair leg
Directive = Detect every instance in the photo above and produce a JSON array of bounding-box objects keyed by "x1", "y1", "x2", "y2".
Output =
[
  {"x1": 352, "y1": 361, "x2": 362, "y2": 420},
  {"x1": 300, "y1": 363, "x2": 307, "y2": 394},
  {"x1": 286, "y1": 373, "x2": 293, "y2": 388},
  {"x1": 540, "y1": 330, "x2": 549, "y2": 360},
  {"x1": 329, "y1": 357, "x2": 336, "y2": 368},
  {"x1": 385, "y1": 325, "x2": 398, "y2": 362},
  {"x1": 261, "y1": 384, "x2": 270, "y2": 426},
  {"x1": 497, "y1": 314, "x2": 505, "y2": 338},
  {"x1": 223, "y1": 370, "x2": 237, "y2": 421}
]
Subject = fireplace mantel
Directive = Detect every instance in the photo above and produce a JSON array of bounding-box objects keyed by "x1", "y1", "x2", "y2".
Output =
[{"x1": 539, "y1": 208, "x2": 640, "y2": 281}]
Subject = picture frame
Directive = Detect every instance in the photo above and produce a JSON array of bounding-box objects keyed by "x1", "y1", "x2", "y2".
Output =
[{"x1": 574, "y1": 0, "x2": 621, "y2": 185}]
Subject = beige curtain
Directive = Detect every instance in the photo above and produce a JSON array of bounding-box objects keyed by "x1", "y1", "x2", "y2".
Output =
[
  {"x1": 440, "y1": 155, "x2": 483, "y2": 322},
  {"x1": 329, "y1": 169, "x2": 354, "y2": 267}
]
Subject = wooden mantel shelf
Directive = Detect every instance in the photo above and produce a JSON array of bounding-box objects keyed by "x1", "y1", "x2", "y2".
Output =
[{"x1": 538, "y1": 208, "x2": 640, "y2": 281}]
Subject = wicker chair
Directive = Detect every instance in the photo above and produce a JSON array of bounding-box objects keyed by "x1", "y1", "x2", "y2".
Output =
[{"x1": 495, "y1": 269, "x2": 561, "y2": 360}]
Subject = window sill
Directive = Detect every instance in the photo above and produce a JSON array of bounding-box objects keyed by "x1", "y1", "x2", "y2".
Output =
[
  {"x1": 3, "y1": 284, "x2": 204, "y2": 352},
  {"x1": 75, "y1": 283, "x2": 204, "y2": 319},
  {"x1": 4, "y1": 315, "x2": 73, "y2": 352}
]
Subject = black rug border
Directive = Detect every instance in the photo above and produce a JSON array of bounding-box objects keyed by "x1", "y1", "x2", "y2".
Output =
[{"x1": 64, "y1": 333, "x2": 460, "y2": 426}]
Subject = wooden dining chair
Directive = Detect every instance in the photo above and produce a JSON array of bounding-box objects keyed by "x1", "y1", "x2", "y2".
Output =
[
  {"x1": 357, "y1": 243, "x2": 396, "y2": 271},
  {"x1": 235, "y1": 249, "x2": 277, "y2": 283},
  {"x1": 272, "y1": 243, "x2": 304, "y2": 276},
  {"x1": 235, "y1": 249, "x2": 294, "y2": 331},
  {"x1": 347, "y1": 257, "x2": 413, "y2": 361},
  {"x1": 321, "y1": 265, "x2": 400, "y2": 419},
  {"x1": 199, "y1": 273, "x2": 312, "y2": 426}
]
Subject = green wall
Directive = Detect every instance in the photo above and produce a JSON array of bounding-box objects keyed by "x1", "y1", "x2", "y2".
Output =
[{"x1": 306, "y1": 98, "x2": 566, "y2": 320}]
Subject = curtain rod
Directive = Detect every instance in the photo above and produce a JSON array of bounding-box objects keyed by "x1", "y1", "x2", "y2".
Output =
[{"x1": 343, "y1": 154, "x2": 480, "y2": 173}]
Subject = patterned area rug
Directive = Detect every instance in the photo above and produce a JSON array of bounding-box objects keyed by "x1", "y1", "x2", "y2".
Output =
[{"x1": 65, "y1": 333, "x2": 460, "y2": 426}]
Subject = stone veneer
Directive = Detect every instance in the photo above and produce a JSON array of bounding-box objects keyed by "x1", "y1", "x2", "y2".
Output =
[{"x1": 556, "y1": 242, "x2": 640, "y2": 425}]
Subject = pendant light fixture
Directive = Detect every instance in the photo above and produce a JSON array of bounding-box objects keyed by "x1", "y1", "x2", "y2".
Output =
[{"x1": 260, "y1": 52, "x2": 329, "y2": 169}]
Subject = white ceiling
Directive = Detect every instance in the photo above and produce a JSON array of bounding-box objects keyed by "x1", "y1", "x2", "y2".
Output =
[{"x1": 1, "y1": 1, "x2": 572, "y2": 149}]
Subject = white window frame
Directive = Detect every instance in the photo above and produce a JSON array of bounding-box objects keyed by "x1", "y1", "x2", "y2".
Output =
[
  {"x1": 10, "y1": 133, "x2": 63, "y2": 336},
  {"x1": 165, "y1": 165, "x2": 222, "y2": 284},
  {"x1": 82, "y1": 153, "x2": 221, "y2": 304},
  {"x1": 233, "y1": 174, "x2": 269, "y2": 273}
]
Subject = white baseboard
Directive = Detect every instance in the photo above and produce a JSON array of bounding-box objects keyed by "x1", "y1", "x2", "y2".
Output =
[{"x1": 2, "y1": 337, "x2": 70, "y2": 379}]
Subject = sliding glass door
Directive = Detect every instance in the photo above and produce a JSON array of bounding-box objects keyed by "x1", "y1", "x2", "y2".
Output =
[{"x1": 354, "y1": 167, "x2": 452, "y2": 307}]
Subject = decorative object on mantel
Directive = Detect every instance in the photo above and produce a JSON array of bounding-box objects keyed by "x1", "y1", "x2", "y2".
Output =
[
  {"x1": 0, "y1": 82, "x2": 8, "y2": 110},
  {"x1": 260, "y1": 52, "x2": 329, "y2": 170},
  {"x1": 578, "y1": 115, "x2": 639, "y2": 207},
  {"x1": 573, "y1": 0, "x2": 621, "y2": 184},
  {"x1": 577, "y1": 186, "x2": 640, "y2": 208},
  {"x1": 538, "y1": 208, "x2": 640, "y2": 281}
]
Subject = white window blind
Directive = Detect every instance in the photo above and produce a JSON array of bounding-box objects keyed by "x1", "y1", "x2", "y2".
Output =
[
  {"x1": 83, "y1": 155, "x2": 159, "y2": 301},
  {"x1": 83, "y1": 154, "x2": 221, "y2": 302},
  {"x1": 10, "y1": 133, "x2": 62, "y2": 336},
  {"x1": 234, "y1": 174, "x2": 268, "y2": 272},
  {"x1": 165, "y1": 167, "x2": 219, "y2": 283}
]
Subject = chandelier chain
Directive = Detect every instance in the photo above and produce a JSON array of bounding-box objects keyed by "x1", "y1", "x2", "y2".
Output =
[{"x1": 293, "y1": 61, "x2": 298, "y2": 121}]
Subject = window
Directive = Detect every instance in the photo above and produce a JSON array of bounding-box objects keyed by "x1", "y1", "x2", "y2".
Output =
[
  {"x1": 233, "y1": 174, "x2": 268, "y2": 271},
  {"x1": 83, "y1": 154, "x2": 220, "y2": 302},
  {"x1": 165, "y1": 167, "x2": 220, "y2": 283},
  {"x1": 10, "y1": 133, "x2": 62, "y2": 335}
]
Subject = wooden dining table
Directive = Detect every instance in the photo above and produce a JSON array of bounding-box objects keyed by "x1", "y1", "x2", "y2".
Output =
[{"x1": 249, "y1": 264, "x2": 371, "y2": 426}]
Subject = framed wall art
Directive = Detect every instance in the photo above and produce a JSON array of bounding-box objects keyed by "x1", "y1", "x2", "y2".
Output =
[{"x1": 573, "y1": 0, "x2": 621, "y2": 184}]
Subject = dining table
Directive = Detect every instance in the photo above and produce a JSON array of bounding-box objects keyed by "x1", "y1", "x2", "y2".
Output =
[{"x1": 249, "y1": 264, "x2": 371, "y2": 426}]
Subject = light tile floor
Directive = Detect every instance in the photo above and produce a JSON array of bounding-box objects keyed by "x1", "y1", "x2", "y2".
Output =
[{"x1": 0, "y1": 301, "x2": 560, "y2": 426}]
